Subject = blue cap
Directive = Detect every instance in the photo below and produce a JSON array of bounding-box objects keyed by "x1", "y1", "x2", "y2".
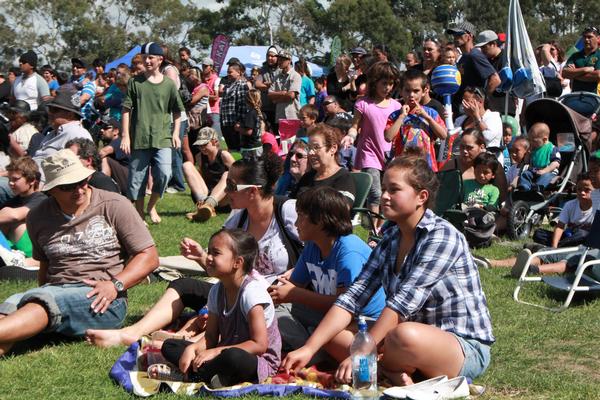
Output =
[{"x1": 141, "y1": 42, "x2": 164, "y2": 56}]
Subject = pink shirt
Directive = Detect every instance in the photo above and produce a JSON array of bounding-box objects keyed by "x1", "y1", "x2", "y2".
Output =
[{"x1": 354, "y1": 97, "x2": 401, "y2": 170}]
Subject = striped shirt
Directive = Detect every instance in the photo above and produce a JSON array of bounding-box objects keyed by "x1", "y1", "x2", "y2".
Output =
[{"x1": 335, "y1": 209, "x2": 495, "y2": 344}]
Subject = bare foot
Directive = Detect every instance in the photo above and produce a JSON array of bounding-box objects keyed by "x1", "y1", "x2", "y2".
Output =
[
  {"x1": 148, "y1": 208, "x2": 162, "y2": 224},
  {"x1": 85, "y1": 328, "x2": 139, "y2": 348},
  {"x1": 0, "y1": 341, "x2": 14, "y2": 356},
  {"x1": 382, "y1": 369, "x2": 414, "y2": 386}
]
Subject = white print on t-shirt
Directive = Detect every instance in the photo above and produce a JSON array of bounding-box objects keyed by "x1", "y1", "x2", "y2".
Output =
[
  {"x1": 49, "y1": 216, "x2": 118, "y2": 261},
  {"x1": 306, "y1": 262, "x2": 338, "y2": 295}
]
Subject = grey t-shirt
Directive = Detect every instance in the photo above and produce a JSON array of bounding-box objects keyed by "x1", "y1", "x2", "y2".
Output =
[
  {"x1": 33, "y1": 121, "x2": 93, "y2": 181},
  {"x1": 270, "y1": 68, "x2": 302, "y2": 121},
  {"x1": 27, "y1": 188, "x2": 155, "y2": 284}
]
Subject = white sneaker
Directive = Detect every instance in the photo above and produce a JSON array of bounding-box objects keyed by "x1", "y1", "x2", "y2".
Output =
[
  {"x1": 383, "y1": 376, "x2": 448, "y2": 399},
  {"x1": 0, "y1": 246, "x2": 26, "y2": 268}
]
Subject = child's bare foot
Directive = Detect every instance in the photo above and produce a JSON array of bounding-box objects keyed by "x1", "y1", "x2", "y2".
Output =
[{"x1": 85, "y1": 328, "x2": 139, "y2": 348}]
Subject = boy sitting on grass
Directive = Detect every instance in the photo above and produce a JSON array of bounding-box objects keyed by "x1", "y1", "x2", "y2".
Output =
[{"x1": 0, "y1": 156, "x2": 46, "y2": 266}]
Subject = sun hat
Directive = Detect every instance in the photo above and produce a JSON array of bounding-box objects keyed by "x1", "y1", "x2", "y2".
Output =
[
  {"x1": 47, "y1": 88, "x2": 83, "y2": 117},
  {"x1": 41, "y1": 149, "x2": 94, "y2": 191},
  {"x1": 474, "y1": 30, "x2": 499, "y2": 47},
  {"x1": 193, "y1": 127, "x2": 218, "y2": 146}
]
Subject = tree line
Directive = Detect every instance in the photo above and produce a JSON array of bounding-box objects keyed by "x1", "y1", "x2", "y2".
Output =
[{"x1": 0, "y1": 0, "x2": 595, "y2": 70}]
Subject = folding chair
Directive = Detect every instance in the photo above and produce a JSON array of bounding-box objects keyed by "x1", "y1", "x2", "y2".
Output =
[
  {"x1": 349, "y1": 172, "x2": 384, "y2": 241},
  {"x1": 513, "y1": 210, "x2": 600, "y2": 312}
]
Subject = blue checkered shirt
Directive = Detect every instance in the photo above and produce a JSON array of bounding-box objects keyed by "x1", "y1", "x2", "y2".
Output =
[
  {"x1": 220, "y1": 79, "x2": 249, "y2": 127},
  {"x1": 335, "y1": 209, "x2": 495, "y2": 344}
]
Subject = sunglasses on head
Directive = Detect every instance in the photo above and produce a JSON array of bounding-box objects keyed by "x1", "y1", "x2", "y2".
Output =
[
  {"x1": 465, "y1": 86, "x2": 485, "y2": 99},
  {"x1": 225, "y1": 179, "x2": 262, "y2": 193},
  {"x1": 57, "y1": 178, "x2": 89, "y2": 192},
  {"x1": 584, "y1": 26, "x2": 599, "y2": 35}
]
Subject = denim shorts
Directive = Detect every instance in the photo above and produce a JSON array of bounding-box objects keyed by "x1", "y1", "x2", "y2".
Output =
[
  {"x1": 454, "y1": 335, "x2": 492, "y2": 380},
  {"x1": 127, "y1": 147, "x2": 173, "y2": 200},
  {"x1": 0, "y1": 283, "x2": 127, "y2": 337}
]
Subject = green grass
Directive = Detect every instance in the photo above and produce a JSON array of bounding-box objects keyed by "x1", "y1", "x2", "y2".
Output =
[{"x1": 1, "y1": 192, "x2": 600, "y2": 399}]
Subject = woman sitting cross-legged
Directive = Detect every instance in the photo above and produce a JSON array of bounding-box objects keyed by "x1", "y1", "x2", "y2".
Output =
[
  {"x1": 268, "y1": 186, "x2": 385, "y2": 362},
  {"x1": 86, "y1": 151, "x2": 301, "y2": 347},
  {"x1": 282, "y1": 153, "x2": 494, "y2": 385}
]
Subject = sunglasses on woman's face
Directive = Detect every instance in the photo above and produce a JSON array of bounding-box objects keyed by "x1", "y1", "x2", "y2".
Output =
[
  {"x1": 57, "y1": 178, "x2": 89, "y2": 192},
  {"x1": 290, "y1": 151, "x2": 306, "y2": 159}
]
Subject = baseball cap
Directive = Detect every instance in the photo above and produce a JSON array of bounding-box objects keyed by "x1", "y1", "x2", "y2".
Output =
[
  {"x1": 141, "y1": 42, "x2": 164, "y2": 56},
  {"x1": 98, "y1": 115, "x2": 122, "y2": 131},
  {"x1": 193, "y1": 127, "x2": 218, "y2": 146},
  {"x1": 201, "y1": 57, "x2": 214, "y2": 66},
  {"x1": 71, "y1": 58, "x2": 87, "y2": 68},
  {"x1": 446, "y1": 21, "x2": 476, "y2": 36},
  {"x1": 474, "y1": 30, "x2": 499, "y2": 47},
  {"x1": 350, "y1": 47, "x2": 367, "y2": 55},
  {"x1": 277, "y1": 49, "x2": 292, "y2": 60}
]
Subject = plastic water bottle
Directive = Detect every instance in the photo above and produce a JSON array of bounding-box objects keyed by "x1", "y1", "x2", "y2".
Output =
[{"x1": 350, "y1": 316, "x2": 378, "y2": 400}]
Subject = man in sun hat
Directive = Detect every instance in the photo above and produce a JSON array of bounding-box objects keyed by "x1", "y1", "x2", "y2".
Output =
[
  {"x1": 0, "y1": 149, "x2": 158, "y2": 355},
  {"x1": 121, "y1": 41, "x2": 185, "y2": 224}
]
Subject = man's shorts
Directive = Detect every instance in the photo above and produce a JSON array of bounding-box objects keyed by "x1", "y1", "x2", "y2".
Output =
[{"x1": 0, "y1": 283, "x2": 127, "y2": 337}]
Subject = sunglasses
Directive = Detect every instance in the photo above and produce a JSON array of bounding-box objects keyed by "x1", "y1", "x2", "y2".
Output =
[
  {"x1": 322, "y1": 101, "x2": 335, "y2": 106},
  {"x1": 465, "y1": 86, "x2": 485, "y2": 99},
  {"x1": 290, "y1": 151, "x2": 306, "y2": 159},
  {"x1": 225, "y1": 179, "x2": 262, "y2": 193},
  {"x1": 57, "y1": 178, "x2": 89, "y2": 192}
]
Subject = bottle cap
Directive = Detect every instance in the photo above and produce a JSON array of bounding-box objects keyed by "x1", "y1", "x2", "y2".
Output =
[{"x1": 357, "y1": 315, "x2": 367, "y2": 331}]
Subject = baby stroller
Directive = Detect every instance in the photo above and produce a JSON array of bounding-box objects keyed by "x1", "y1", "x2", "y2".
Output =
[{"x1": 506, "y1": 96, "x2": 593, "y2": 240}]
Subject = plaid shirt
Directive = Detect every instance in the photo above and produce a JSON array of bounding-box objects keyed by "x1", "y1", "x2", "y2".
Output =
[
  {"x1": 335, "y1": 209, "x2": 495, "y2": 344},
  {"x1": 220, "y1": 79, "x2": 249, "y2": 127}
]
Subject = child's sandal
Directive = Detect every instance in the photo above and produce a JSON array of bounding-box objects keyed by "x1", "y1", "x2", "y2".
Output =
[{"x1": 147, "y1": 363, "x2": 186, "y2": 382}]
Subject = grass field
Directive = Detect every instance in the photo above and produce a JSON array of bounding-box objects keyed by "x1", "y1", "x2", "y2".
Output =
[{"x1": 1, "y1": 191, "x2": 599, "y2": 399}]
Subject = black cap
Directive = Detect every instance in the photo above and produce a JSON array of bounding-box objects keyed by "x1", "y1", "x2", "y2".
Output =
[
  {"x1": 19, "y1": 51, "x2": 38, "y2": 68},
  {"x1": 71, "y1": 58, "x2": 87, "y2": 68},
  {"x1": 98, "y1": 115, "x2": 121, "y2": 131}
]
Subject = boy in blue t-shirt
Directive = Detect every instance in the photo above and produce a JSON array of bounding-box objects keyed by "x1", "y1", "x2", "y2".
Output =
[{"x1": 268, "y1": 187, "x2": 385, "y2": 358}]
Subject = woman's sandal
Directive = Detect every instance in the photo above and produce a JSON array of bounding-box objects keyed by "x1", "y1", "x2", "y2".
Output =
[{"x1": 147, "y1": 363, "x2": 187, "y2": 382}]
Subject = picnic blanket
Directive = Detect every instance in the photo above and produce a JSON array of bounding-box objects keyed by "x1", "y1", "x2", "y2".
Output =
[{"x1": 109, "y1": 339, "x2": 351, "y2": 398}]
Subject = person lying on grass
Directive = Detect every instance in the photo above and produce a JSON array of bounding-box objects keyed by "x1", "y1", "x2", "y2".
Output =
[
  {"x1": 492, "y1": 154, "x2": 600, "y2": 277},
  {"x1": 282, "y1": 153, "x2": 495, "y2": 385},
  {"x1": 86, "y1": 151, "x2": 301, "y2": 347},
  {"x1": 0, "y1": 149, "x2": 158, "y2": 355},
  {"x1": 268, "y1": 186, "x2": 385, "y2": 362},
  {"x1": 149, "y1": 228, "x2": 281, "y2": 387}
]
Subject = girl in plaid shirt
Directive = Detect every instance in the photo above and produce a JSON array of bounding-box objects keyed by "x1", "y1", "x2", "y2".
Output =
[{"x1": 282, "y1": 152, "x2": 494, "y2": 385}]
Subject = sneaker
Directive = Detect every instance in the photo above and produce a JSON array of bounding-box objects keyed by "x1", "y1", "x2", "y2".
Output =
[
  {"x1": 166, "y1": 187, "x2": 178, "y2": 194},
  {"x1": 194, "y1": 204, "x2": 216, "y2": 222},
  {"x1": 511, "y1": 249, "x2": 536, "y2": 278}
]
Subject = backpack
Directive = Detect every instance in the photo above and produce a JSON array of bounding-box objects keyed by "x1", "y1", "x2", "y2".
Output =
[{"x1": 236, "y1": 196, "x2": 303, "y2": 268}]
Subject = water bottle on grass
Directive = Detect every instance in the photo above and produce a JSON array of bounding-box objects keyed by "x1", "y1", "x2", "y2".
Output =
[{"x1": 350, "y1": 316, "x2": 378, "y2": 400}]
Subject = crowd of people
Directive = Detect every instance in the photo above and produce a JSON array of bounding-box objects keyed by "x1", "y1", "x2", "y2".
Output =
[{"x1": 0, "y1": 19, "x2": 600, "y2": 391}]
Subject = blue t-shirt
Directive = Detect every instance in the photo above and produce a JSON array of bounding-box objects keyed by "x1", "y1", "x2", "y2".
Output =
[
  {"x1": 291, "y1": 234, "x2": 385, "y2": 319},
  {"x1": 299, "y1": 76, "x2": 316, "y2": 106},
  {"x1": 48, "y1": 80, "x2": 59, "y2": 91}
]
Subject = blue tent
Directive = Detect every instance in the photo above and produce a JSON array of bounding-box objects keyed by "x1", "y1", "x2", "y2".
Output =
[
  {"x1": 105, "y1": 45, "x2": 142, "y2": 71},
  {"x1": 217, "y1": 46, "x2": 325, "y2": 77}
]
